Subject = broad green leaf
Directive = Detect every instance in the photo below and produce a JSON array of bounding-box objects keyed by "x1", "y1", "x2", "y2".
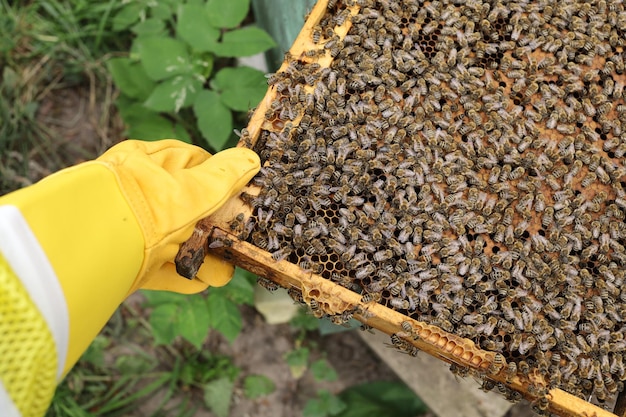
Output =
[
  {"x1": 311, "y1": 359, "x2": 338, "y2": 382},
  {"x1": 117, "y1": 101, "x2": 182, "y2": 141},
  {"x1": 115, "y1": 353, "x2": 156, "y2": 374},
  {"x1": 125, "y1": 117, "x2": 180, "y2": 141},
  {"x1": 192, "y1": 55, "x2": 215, "y2": 80},
  {"x1": 173, "y1": 123, "x2": 192, "y2": 143},
  {"x1": 180, "y1": 354, "x2": 239, "y2": 385},
  {"x1": 303, "y1": 391, "x2": 347, "y2": 417},
  {"x1": 115, "y1": 94, "x2": 140, "y2": 119},
  {"x1": 207, "y1": 292, "x2": 242, "y2": 342},
  {"x1": 81, "y1": 335, "x2": 109, "y2": 368},
  {"x1": 144, "y1": 75, "x2": 203, "y2": 113},
  {"x1": 136, "y1": 37, "x2": 192, "y2": 81},
  {"x1": 205, "y1": 0, "x2": 250, "y2": 29},
  {"x1": 237, "y1": 268, "x2": 258, "y2": 285},
  {"x1": 243, "y1": 375, "x2": 276, "y2": 399},
  {"x1": 149, "y1": 2, "x2": 172, "y2": 20},
  {"x1": 107, "y1": 57, "x2": 156, "y2": 100},
  {"x1": 210, "y1": 269, "x2": 255, "y2": 305},
  {"x1": 177, "y1": 4, "x2": 220, "y2": 52},
  {"x1": 24, "y1": 102, "x2": 38, "y2": 120},
  {"x1": 130, "y1": 38, "x2": 142, "y2": 58},
  {"x1": 284, "y1": 347, "x2": 309, "y2": 379},
  {"x1": 141, "y1": 290, "x2": 190, "y2": 307},
  {"x1": 149, "y1": 303, "x2": 179, "y2": 345},
  {"x1": 212, "y1": 66, "x2": 267, "y2": 111},
  {"x1": 193, "y1": 90, "x2": 233, "y2": 150},
  {"x1": 336, "y1": 381, "x2": 428, "y2": 417},
  {"x1": 160, "y1": 0, "x2": 183, "y2": 6},
  {"x1": 210, "y1": 27, "x2": 276, "y2": 57},
  {"x1": 203, "y1": 377, "x2": 234, "y2": 417},
  {"x1": 178, "y1": 295, "x2": 211, "y2": 349},
  {"x1": 112, "y1": 3, "x2": 144, "y2": 31},
  {"x1": 126, "y1": 117, "x2": 174, "y2": 140},
  {"x1": 290, "y1": 309, "x2": 320, "y2": 331},
  {"x1": 145, "y1": 292, "x2": 212, "y2": 348},
  {"x1": 131, "y1": 18, "x2": 166, "y2": 36},
  {"x1": 2, "y1": 67, "x2": 18, "y2": 90}
]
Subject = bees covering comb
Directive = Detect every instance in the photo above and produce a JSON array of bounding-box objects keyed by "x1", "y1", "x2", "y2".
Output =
[{"x1": 178, "y1": 0, "x2": 626, "y2": 415}]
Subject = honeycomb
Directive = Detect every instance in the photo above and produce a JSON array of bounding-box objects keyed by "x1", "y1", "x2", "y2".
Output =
[{"x1": 231, "y1": 0, "x2": 626, "y2": 412}]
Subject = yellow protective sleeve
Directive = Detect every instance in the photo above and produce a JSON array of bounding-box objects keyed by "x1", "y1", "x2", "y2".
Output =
[
  {"x1": 0, "y1": 252, "x2": 57, "y2": 417},
  {"x1": 0, "y1": 163, "x2": 144, "y2": 375}
]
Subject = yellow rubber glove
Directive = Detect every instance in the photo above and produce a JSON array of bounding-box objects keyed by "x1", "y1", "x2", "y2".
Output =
[{"x1": 0, "y1": 139, "x2": 260, "y2": 378}]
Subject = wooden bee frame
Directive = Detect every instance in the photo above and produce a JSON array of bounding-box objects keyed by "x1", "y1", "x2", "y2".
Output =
[{"x1": 177, "y1": 1, "x2": 626, "y2": 415}]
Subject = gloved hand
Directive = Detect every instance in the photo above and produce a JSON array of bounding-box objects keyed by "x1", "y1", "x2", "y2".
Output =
[
  {"x1": 96, "y1": 140, "x2": 260, "y2": 294},
  {"x1": 0, "y1": 139, "x2": 260, "y2": 377}
]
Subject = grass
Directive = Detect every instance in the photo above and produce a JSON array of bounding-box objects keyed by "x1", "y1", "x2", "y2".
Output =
[
  {"x1": 0, "y1": 0, "x2": 127, "y2": 194},
  {"x1": 45, "y1": 301, "x2": 232, "y2": 417}
]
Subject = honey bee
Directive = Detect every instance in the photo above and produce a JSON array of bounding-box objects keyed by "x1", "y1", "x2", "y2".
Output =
[
  {"x1": 487, "y1": 353, "x2": 505, "y2": 376},
  {"x1": 258, "y1": 277, "x2": 279, "y2": 292},
  {"x1": 361, "y1": 292, "x2": 381, "y2": 303}
]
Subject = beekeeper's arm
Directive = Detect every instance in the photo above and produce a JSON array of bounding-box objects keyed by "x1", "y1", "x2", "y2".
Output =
[{"x1": 0, "y1": 139, "x2": 260, "y2": 417}]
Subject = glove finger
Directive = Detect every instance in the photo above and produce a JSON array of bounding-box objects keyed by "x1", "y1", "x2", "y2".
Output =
[
  {"x1": 195, "y1": 253, "x2": 236, "y2": 287},
  {"x1": 100, "y1": 139, "x2": 212, "y2": 170},
  {"x1": 171, "y1": 147, "x2": 261, "y2": 222},
  {"x1": 141, "y1": 262, "x2": 210, "y2": 294},
  {"x1": 141, "y1": 254, "x2": 235, "y2": 293}
]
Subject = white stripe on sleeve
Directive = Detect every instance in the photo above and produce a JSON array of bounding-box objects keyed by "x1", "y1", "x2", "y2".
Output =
[
  {"x1": 0, "y1": 205, "x2": 69, "y2": 380},
  {"x1": 0, "y1": 380, "x2": 22, "y2": 417},
  {"x1": 0, "y1": 380, "x2": 21, "y2": 417}
]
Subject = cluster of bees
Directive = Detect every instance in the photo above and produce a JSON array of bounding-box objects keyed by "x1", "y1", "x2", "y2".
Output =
[{"x1": 237, "y1": 0, "x2": 626, "y2": 409}]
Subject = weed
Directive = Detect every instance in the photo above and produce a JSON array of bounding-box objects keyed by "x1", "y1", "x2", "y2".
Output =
[
  {"x1": 107, "y1": 0, "x2": 275, "y2": 151},
  {"x1": 302, "y1": 381, "x2": 429, "y2": 417},
  {"x1": 303, "y1": 390, "x2": 347, "y2": 417},
  {"x1": 142, "y1": 268, "x2": 256, "y2": 348},
  {"x1": 0, "y1": 0, "x2": 127, "y2": 194},
  {"x1": 287, "y1": 309, "x2": 429, "y2": 417},
  {"x1": 243, "y1": 374, "x2": 276, "y2": 399},
  {"x1": 46, "y1": 300, "x2": 242, "y2": 417},
  {"x1": 335, "y1": 381, "x2": 429, "y2": 417}
]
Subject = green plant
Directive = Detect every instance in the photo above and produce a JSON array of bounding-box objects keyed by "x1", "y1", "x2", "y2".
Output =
[
  {"x1": 0, "y1": 0, "x2": 129, "y2": 194},
  {"x1": 142, "y1": 268, "x2": 257, "y2": 348},
  {"x1": 287, "y1": 310, "x2": 429, "y2": 417},
  {"x1": 243, "y1": 374, "x2": 276, "y2": 399},
  {"x1": 282, "y1": 339, "x2": 347, "y2": 417},
  {"x1": 289, "y1": 308, "x2": 322, "y2": 343},
  {"x1": 47, "y1": 300, "x2": 242, "y2": 417},
  {"x1": 107, "y1": 0, "x2": 275, "y2": 150},
  {"x1": 302, "y1": 381, "x2": 429, "y2": 417},
  {"x1": 284, "y1": 345, "x2": 311, "y2": 379},
  {"x1": 302, "y1": 358, "x2": 346, "y2": 417},
  {"x1": 335, "y1": 381, "x2": 429, "y2": 417},
  {"x1": 310, "y1": 358, "x2": 339, "y2": 382},
  {"x1": 303, "y1": 390, "x2": 347, "y2": 417}
]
